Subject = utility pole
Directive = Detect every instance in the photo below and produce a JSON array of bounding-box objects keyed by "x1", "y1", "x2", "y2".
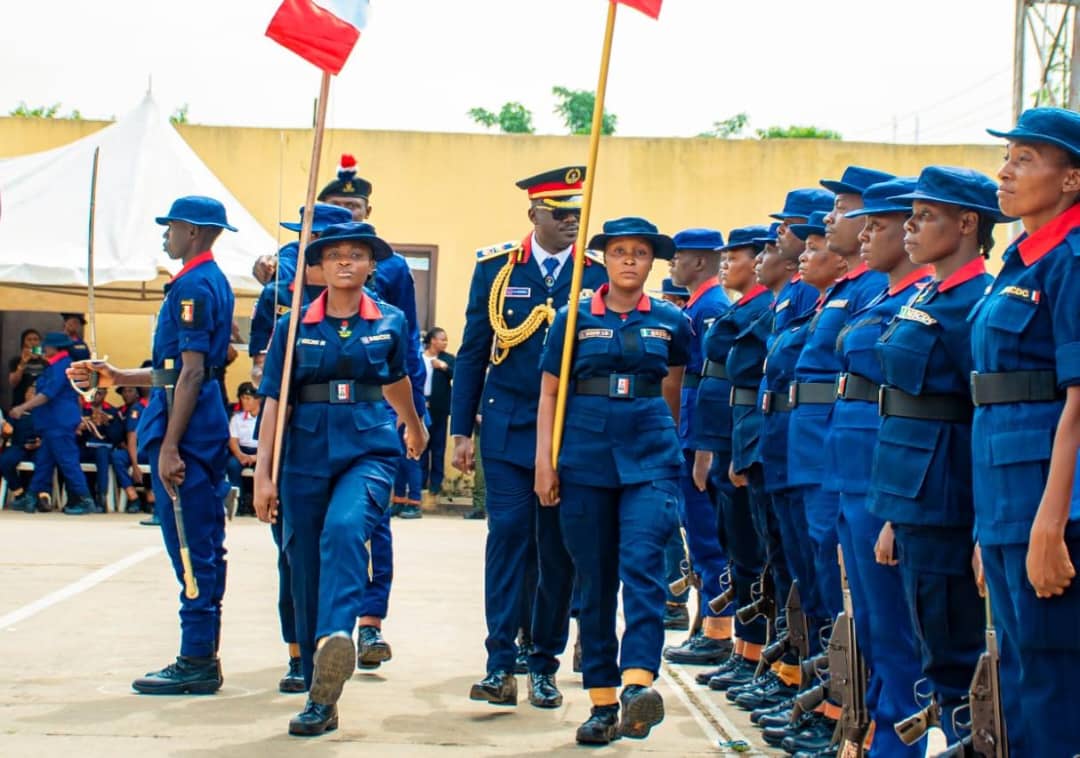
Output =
[{"x1": 1013, "y1": 0, "x2": 1080, "y2": 119}]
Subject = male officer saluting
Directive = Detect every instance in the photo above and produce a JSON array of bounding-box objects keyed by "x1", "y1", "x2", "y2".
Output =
[
  {"x1": 69, "y1": 196, "x2": 235, "y2": 695},
  {"x1": 453, "y1": 166, "x2": 607, "y2": 708}
]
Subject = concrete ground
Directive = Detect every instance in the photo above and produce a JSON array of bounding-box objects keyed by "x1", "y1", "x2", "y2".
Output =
[{"x1": 0, "y1": 510, "x2": 783, "y2": 757}]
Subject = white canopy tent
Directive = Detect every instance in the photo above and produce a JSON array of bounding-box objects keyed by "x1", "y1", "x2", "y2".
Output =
[{"x1": 0, "y1": 93, "x2": 271, "y2": 313}]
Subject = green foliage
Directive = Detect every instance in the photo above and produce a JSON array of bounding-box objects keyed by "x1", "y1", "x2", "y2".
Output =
[
  {"x1": 468, "y1": 102, "x2": 535, "y2": 134},
  {"x1": 552, "y1": 86, "x2": 616, "y2": 136},
  {"x1": 755, "y1": 124, "x2": 842, "y2": 140},
  {"x1": 8, "y1": 102, "x2": 82, "y2": 119},
  {"x1": 170, "y1": 104, "x2": 190, "y2": 125},
  {"x1": 698, "y1": 112, "x2": 749, "y2": 138}
]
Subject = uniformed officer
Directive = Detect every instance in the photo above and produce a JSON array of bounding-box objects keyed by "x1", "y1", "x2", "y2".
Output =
[
  {"x1": 77, "y1": 386, "x2": 121, "y2": 512},
  {"x1": 68, "y1": 195, "x2": 236, "y2": 695},
  {"x1": 316, "y1": 155, "x2": 428, "y2": 669},
  {"x1": 112, "y1": 385, "x2": 151, "y2": 515},
  {"x1": 692, "y1": 225, "x2": 773, "y2": 691},
  {"x1": 968, "y1": 108, "x2": 1080, "y2": 755},
  {"x1": 824, "y1": 177, "x2": 932, "y2": 756},
  {"x1": 663, "y1": 228, "x2": 734, "y2": 666},
  {"x1": 60, "y1": 313, "x2": 91, "y2": 361},
  {"x1": 10, "y1": 332, "x2": 96, "y2": 515},
  {"x1": 770, "y1": 189, "x2": 835, "y2": 333},
  {"x1": 655, "y1": 277, "x2": 690, "y2": 309},
  {"x1": 535, "y1": 216, "x2": 688, "y2": 745},
  {"x1": 253, "y1": 221, "x2": 426, "y2": 736},
  {"x1": 452, "y1": 166, "x2": 607, "y2": 708},
  {"x1": 1, "y1": 382, "x2": 41, "y2": 508}
]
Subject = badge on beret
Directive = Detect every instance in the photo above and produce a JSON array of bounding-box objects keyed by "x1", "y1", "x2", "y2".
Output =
[
  {"x1": 180, "y1": 299, "x2": 197, "y2": 325},
  {"x1": 342, "y1": 181, "x2": 356, "y2": 194}
]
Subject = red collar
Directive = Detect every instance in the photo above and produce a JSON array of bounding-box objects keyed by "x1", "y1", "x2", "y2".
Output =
[
  {"x1": 302, "y1": 289, "x2": 383, "y2": 324},
  {"x1": 170, "y1": 251, "x2": 215, "y2": 282},
  {"x1": 590, "y1": 283, "x2": 651, "y2": 315},
  {"x1": 938, "y1": 257, "x2": 987, "y2": 293},
  {"x1": 888, "y1": 266, "x2": 934, "y2": 296},
  {"x1": 790, "y1": 272, "x2": 803, "y2": 283},
  {"x1": 517, "y1": 234, "x2": 585, "y2": 266},
  {"x1": 686, "y1": 275, "x2": 721, "y2": 308},
  {"x1": 736, "y1": 283, "x2": 770, "y2": 306},
  {"x1": 1016, "y1": 203, "x2": 1080, "y2": 266},
  {"x1": 46, "y1": 350, "x2": 69, "y2": 366},
  {"x1": 842, "y1": 261, "x2": 870, "y2": 281}
]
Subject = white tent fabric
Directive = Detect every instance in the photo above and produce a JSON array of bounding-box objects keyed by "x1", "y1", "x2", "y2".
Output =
[{"x1": 0, "y1": 93, "x2": 270, "y2": 295}]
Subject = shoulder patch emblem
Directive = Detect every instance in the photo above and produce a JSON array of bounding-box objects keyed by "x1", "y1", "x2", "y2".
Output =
[
  {"x1": 897, "y1": 305, "x2": 938, "y2": 326},
  {"x1": 476, "y1": 241, "x2": 519, "y2": 261},
  {"x1": 180, "y1": 298, "x2": 196, "y2": 324}
]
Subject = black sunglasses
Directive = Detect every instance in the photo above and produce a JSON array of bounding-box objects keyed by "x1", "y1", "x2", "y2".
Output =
[{"x1": 538, "y1": 207, "x2": 581, "y2": 222}]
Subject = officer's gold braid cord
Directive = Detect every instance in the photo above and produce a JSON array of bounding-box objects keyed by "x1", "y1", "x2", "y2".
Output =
[{"x1": 488, "y1": 251, "x2": 555, "y2": 365}]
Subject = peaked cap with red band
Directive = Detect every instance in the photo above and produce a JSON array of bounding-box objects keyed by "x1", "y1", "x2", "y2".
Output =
[{"x1": 516, "y1": 165, "x2": 586, "y2": 209}]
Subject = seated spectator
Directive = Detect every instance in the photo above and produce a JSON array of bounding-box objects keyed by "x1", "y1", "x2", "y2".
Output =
[
  {"x1": 226, "y1": 382, "x2": 260, "y2": 515},
  {"x1": 77, "y1": 387, "x2": 121, "y2": 512},
  {"x1": 111, "y1": 385, "x2": 155, "y2": 519},
  {"x1": 8, "y1": 329, "x2": 48, "y2": 407},
  {"x1": 8, "y1": 333, "x2": 95, "y2": 515},
  {"x1": 1, "y1": 384, "x2": 42, "y2": 502}
]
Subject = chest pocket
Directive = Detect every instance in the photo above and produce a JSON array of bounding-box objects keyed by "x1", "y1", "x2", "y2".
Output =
[
  {"x1": 837, "y1": 316, "x2": 883, "y2": 355},
  {"x1": 877, "y1": 319, "x2": 938, "y2": 395},
  {"x1": 361, "y1": 334, "x2": 394, "y2": 364},
  {"x1": 296, "y1": 341, "x2": 325, "y2": 371},
  {"x1": 982, "y1": 292, "x2": 1039, "y2": 352}
]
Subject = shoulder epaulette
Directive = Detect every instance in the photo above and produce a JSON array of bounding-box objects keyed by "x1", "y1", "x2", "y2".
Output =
[
  {"x1": 476, "y1": 241, "x2": 520, "y2": 262},
  {"x1": 584, "y1": 249, "x2": 605, "y2": 266}
]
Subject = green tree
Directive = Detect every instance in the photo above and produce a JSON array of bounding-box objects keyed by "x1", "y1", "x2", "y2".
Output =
[
  {"x1": 170, "y1": 104, "x2": 190, "y2": 125},
  {"x1": 755, "y1": 124, "x2": 842, "y2": 140},
  {"x1": 552, "y1": 86, "x2": 616, "y2": 136},
  {"x1": 9, "y1": 102, "x2": 64, "y2": 118},
  {"x1": 468, "y1": 101, "x2": 535, "y2": 134},
  {"x1": 698, "y1": 112, "x2": 749, "y2": 138}
]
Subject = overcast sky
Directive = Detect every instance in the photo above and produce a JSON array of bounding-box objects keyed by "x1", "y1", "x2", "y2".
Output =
[{"x1": 0, "y1": 0, "x2": 1037, "y2": 143}]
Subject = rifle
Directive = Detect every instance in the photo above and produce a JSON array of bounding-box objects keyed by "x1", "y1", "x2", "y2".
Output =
[
  {"x1": 896, "y1": 679, "x2": 941, "y2": 746},
  {"x1": 668, "y1": 528, "x2": 703, "y2": 636},
  {"x1": 708, "y1": 566, "x2": 736, "y2": 614},
  {"x1": 831, "y1": 547, "x2": 869, "y2": 757},
  {"x1": 935, "y1": 596, "x2": 1008, "y2": 757}
]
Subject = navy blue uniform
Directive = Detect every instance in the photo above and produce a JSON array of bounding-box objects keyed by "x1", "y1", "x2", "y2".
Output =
[
  {"x1": 694, "y1": 284, "x2": 773, "y2": 644},
  {"x1": 680, "y1": 277, "x2": 732, "y2": 624},
  {"x1": 139, "y1": 251, "x2": 234, "y2": 659},
  {"x1": 260, "y1": 290, "x2": 406, "y2": 687},
  {"x1": 78, "y1": 399, "x2": 121, "y2": 503},
  {"x1": 541, "y1": 286, "x2": 688, "y2": 689},
  {"x1": 789, "y1": 264, "x2": 886, "y2": 620},
  {"x1": 1, "y1": 411, "x2": 39, "y2": 490},
  {"x1": 969, "y1": 206, "x2": 1080, "y2": 756},
  {"x1": 452, "y1": 235, "x2": 607, "y2": 676},
  {"x1": 771, "y1": 274, "x2": 819, "y2": 334},
  {"x1": 111, "y1": 398, "x2": 149, "y2": 490},
  {"x1": 28, "y1": 351, "x2": 91, "y2": 500},
  {"x1": 831, "y1": 269, "x2": 932, "y2": 756}
]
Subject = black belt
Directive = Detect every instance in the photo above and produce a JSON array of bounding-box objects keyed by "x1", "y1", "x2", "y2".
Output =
[
  {"x1": 836, "y1": 373, "x2": 879, "y2": 403},
  {"x1": 297, "y1": 381, "x2": 383, "y2": 404},
  {"x1": 789, "y1": 381, "x2": 836, "y2": 407},
  {"x1": 730, "y1": 387, "x2": 758, "y2": 407},
  {"x1": 702, "y1": 360, "x2": 728, "y2": 380},
  {"x1": 150, "y1": 366, "x2": 225, "y2": 387},
  {"x1": 576, "y1": 375, "x2": 662, "y2": 399},
  {"x1": 682, "y1": 374, "x2": 701, "y2": 389},
  {"x1": 879, "y1": 387, "x2": 973, "y2": 423},
  {"x1": 761, "y1": 389, "x2": 794, "y2": 414},
  {"x1": 970, "y1": 370, "x2": 1061, "y2": 406}
]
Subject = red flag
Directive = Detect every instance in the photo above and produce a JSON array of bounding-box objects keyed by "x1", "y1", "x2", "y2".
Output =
[
  {"x1": 615, "y1": 0, "x2": 662, "y2": 19},
  {"x1": 265, "y1": 0, "x2": 370, "y2": 75}
]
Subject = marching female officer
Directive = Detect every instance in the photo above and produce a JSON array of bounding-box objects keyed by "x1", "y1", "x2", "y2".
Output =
[
  {"x1": 692, "y1": 225, "x2": 772, "y2": 691},
  {"x1": 970, "y1": 107, "x2": 1080, "y2": 755},
  {"x1": 864, "y1": 168, "x2": 1003, "y2": 748},
  {"x1": 254, "y1": 221, "x2": 427, "y2": 737},
  {"x1": 534, "y1": 217, "x2": 689, "y2": 746},
  {"x1": 827, "y1": 177, "x2": 932, "y2": 756}
]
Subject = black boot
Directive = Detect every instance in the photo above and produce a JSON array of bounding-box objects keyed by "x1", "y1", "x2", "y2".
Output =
[
  {"x1": 10, "y1": 492, "x2": 38, "y2": 513},
  {"x1": 356, "y1": 625, "x2": 392, "y2": 670},
  {"x1": 132, "y1": 656, "x2": 223, "y2": 695},
  {"x1": 469, "y1": 670, "x2": 517, "y2": 706},
  {"x1": 663, "y1": 602, "x2": 690, "y2": 631},
  {"x1": 576, "y1": 704, "x2": 620, "y2": 745},
  {"x1": 63, "y1": 495, "x2": 96, "y2": 515},
  {"x1": 288, "y1": 700, "x2": 338, "y2": 736},
  {"x1": 527, "y1": 672, "x2": 562, "y2": 708},
  {"x1": 279, "y1": 656, "x2": 306, "y2": 694},
  {"x1": 619, "y1": 684, "x2": 665, "y2": 739}
]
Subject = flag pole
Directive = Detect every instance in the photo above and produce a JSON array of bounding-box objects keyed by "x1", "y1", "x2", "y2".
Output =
[
  {"x1": 551, "y1": 0, "x2": 619, "y2": 468},
  {"x1": 270, "y1": 70, "x2": 332, "y2": 484}
]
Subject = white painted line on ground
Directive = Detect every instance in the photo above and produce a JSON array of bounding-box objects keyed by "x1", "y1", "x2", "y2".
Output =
[
  {"x1": 663, "y1": 660, "x2": 768, "y2": 756},
  {"x1": 0, "y1": 545, "x2": 162, "y2": 629}
]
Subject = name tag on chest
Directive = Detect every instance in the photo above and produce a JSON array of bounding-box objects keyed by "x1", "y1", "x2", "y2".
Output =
[
  {"x1": 505, "y1": 287, "x2": 532, "y2": 298},
  {"x1": 361, "y1": 333, "x2": 393, "y2": 344},
  {"x1": 578, "y1": 328, "x2": 613, "y2": 340},
  {"x1": 1001, "y1": 285, "x2": 1040, "y2": 303},
  {"x1": 774, "y1": 299, "x2": 790, "y2": 313},
  {"x1": 825, "y1": 299, "x2": 849, "y2": 309},
  {"x1": 298, "y1": 338, "x2": 326, "y2": 347},
  {"x1": 897, "y1": 305, "x2": 937, "y2": 326},
  {"x1": 640, "y1": 328, "x2": 671, "y2": 340}
]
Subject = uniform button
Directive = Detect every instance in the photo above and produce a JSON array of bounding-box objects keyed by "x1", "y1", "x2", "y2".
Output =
[
  {"x1": 507, "y1": 309, "x2": 514, "y2": 316},
  {"x1": 488, "y1": 398, "x2": 495, "y2": 404}
]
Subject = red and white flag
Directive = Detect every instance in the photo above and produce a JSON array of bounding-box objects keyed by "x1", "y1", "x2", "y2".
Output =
[
  {"x1": 615, "y1": 0, "x2": 662, "y2": 19},
  {"x1": 265, "y1": 0, "x2": 370, "y2": 75}
]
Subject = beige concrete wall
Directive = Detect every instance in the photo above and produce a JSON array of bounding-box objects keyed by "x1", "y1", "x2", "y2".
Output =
[{"x1": 1, "y1": 117, "x2": 1008, "y2": 403}]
